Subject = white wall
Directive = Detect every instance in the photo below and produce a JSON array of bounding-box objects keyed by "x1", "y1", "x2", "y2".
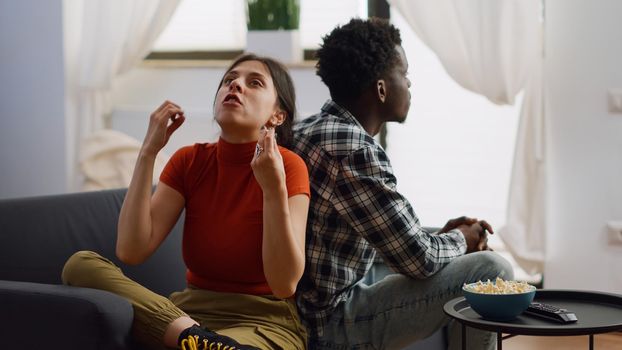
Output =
[
  {"x1": 110, "y1": 65, "x2": 329, "y2": 157},
  {"x1": 0, "y1": 0, "x2": 66, "y2": 199},
  {"x1": 545, "y1": 0, "x2": 622, "y2": 292}
]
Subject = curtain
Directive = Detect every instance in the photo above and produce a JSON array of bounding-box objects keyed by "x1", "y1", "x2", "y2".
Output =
[
  {"x1": 388, "y1": 0, "x2": 545, "y2": 274},
  {"x1": 500, "y1": 56, "x2": 545, "y2": 275},
  {"x1": 80, "y1": 129, "x2": 169, "y2": 191},
  {"x1": 64, "y1": 0, "x2": 181, "y2": 190}
]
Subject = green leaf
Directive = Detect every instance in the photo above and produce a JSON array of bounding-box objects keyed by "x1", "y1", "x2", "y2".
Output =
[{"x1": 247, "y1": 0, "x2": 300, "y2": 30}]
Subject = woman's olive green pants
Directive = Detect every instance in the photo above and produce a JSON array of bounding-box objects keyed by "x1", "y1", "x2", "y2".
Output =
[{"x1": 62, "y1": 251, "x2": 307, "y2": 350}]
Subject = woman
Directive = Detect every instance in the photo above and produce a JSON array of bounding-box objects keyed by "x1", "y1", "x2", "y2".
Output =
[{"x1": 62, "y1": 54, "x2": 310, "y2": 350}]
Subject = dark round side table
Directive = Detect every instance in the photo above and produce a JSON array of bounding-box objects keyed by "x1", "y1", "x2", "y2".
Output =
[{"x1": 444, "y1": 290, "x2": 622, "y2": 350}]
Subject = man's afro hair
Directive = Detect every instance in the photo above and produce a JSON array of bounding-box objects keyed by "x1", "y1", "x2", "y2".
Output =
[{"x1": 316, "y1": 18, "x2": 402, "y2": 101}]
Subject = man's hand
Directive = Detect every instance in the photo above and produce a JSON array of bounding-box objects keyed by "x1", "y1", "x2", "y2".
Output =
[
  {"x1": 439, "y1": 216, "x2": 478, "y2": 233},
  {"x1": 456, "y1": 220, "x2": 494, "y2": 253}
]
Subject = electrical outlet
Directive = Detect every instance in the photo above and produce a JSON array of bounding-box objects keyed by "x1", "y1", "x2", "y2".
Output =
[
  {"x1": 608, "y1": 89, "x2": 622, "y2": 114},
  {"x1": 607, "y1": 221, "x2": 622, "y2": 245}
]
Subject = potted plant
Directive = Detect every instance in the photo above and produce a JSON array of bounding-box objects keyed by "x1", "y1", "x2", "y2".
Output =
[{"x1": 246, "y1": 0, "x2": 302, "y2": 63}]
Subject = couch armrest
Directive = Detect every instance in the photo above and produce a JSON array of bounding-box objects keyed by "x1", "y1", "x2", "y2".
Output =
[{"x1": 0, "y1": 280, "x2": 135, "y2": 350}]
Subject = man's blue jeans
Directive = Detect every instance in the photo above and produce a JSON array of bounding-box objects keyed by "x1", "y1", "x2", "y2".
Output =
[{"x1": 310, "y1": 251, "x2": 514, "y2": 350}]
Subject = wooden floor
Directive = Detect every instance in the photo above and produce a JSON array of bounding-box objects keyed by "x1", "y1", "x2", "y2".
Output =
[{"x1": 502, "y1": 332, "x2": 622, "y2": 350}]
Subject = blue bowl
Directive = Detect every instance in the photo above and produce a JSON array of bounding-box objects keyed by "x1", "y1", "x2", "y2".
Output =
[{"x1": 462, "y1": 283, "x2": 536, "y2": 321}]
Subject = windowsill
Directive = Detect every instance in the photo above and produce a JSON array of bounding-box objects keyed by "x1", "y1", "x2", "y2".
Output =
[
  {"x1": 140, "y1": 59, "x2": 318, "y2": 69},
  {"x1": 142, "y1": 49, "x2": 319, "y2": 69}
]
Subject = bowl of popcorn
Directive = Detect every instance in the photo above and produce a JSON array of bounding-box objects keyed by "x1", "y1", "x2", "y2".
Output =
[{"x1": 462, "y1": 277, "x2": 536, "y2": 321}]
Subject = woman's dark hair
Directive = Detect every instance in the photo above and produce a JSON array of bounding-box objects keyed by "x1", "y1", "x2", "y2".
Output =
[
  {"x1": 316, "y1": 18, "x2": 402, "y2": 102},
  {"x1": 215, "y1": 53, "x2": 296, "y2": 149}
]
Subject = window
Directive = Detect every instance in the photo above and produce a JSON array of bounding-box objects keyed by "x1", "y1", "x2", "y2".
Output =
[
  {"x1": 387, "y1": 8, "x2": 521, "y2": 248},
  {"x1": 152, "y1": 0, "x2": 246, "y2": 52},
  {"x1": 300, "y1": 0, "x2": 367, "y2": 48},
  {"x1": 388, "y1": 9, "x2": 540, "y2": 283},
  {"x1": 150, "y1": 0, "x2": 367, "y2": 58}
]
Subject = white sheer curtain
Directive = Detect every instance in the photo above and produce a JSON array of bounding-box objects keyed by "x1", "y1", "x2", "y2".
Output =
[
  {"x1": 64, "y1": 0, "x2": 180, "y2": 190},
  {"x1": 388, "y1": 0, "x2": 545, "y2": 274},
  {"x1": 502, "y1": 56, "x2": 545, "y2": 275}
]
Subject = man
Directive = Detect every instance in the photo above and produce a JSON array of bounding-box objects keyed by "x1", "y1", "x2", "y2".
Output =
[{"x1": 293, "y1": 18, "x2": 513, "y2": 350}]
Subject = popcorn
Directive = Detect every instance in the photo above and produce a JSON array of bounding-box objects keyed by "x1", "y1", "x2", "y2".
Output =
[{"x1": 464, "y1": 277, "x2": 534, "y2": 294}]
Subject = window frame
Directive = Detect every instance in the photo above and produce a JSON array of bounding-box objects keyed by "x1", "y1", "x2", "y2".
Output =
[
  {"x1": 144, "y1": 49, "x2": 319, "y2": 61},
  {"x1": 144, "y1": 0, "x2": 389, "y2": 63}
]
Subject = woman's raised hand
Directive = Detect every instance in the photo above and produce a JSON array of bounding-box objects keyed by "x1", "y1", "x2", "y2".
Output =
[
  {"x1": 141, "y1": 100, "x2": 186, "y2": 156},
  {"x1": 251, "y1": 127, "x2": 286, "y2": 194}
]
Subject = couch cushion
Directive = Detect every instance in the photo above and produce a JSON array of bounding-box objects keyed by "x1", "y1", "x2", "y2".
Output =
[
  {"x1": 0, "y1": 280, "x2": 135, "y2": 350},
  {"x1": 0, "y1": 188, "x2": 186, "y2": 297}
]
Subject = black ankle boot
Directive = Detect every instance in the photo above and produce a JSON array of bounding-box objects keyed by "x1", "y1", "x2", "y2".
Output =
[{"x1": 178, "y1": 325, "x2": 261, "y2": 350}]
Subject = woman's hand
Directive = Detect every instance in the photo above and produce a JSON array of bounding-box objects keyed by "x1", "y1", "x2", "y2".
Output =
[
  {"x1": 251, "y1": 127, "x2": 286, "y2": 194},
  {"x1": 141, "y1": 100, "x2": 185, "y2": 156},
  {"x1": 253, "y1": 126, "x2": 307, "y2": 298},
  {"x1": 117, "y1": 100, "x2": 185, "y2": 265}
]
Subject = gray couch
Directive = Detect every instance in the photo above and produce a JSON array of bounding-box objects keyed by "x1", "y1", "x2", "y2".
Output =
[
  {"x1": 0, "y1": 188, "x2": 445, "y2": 350},
  {"x1": 0, "y1": 188, "x2": 185, "y2": 349}
]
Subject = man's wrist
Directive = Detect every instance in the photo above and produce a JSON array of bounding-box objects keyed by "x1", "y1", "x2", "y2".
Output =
[{"x1": 447, "y1": 228, "x2": 468, "y2": 254}]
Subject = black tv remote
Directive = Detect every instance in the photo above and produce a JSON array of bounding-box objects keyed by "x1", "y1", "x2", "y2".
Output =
[{"x1": 523, "y1": 302, "x2": 578, "y2": 324}]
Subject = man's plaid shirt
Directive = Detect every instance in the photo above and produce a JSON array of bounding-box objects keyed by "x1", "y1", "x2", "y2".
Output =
[{"x1": 292, "y1": 100, "x2": 467, "y2": 338}]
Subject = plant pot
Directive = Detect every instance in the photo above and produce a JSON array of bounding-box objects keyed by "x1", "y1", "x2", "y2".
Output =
[{"x1": 246, "y1": 29, "x2": 302, "y2": 64}]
